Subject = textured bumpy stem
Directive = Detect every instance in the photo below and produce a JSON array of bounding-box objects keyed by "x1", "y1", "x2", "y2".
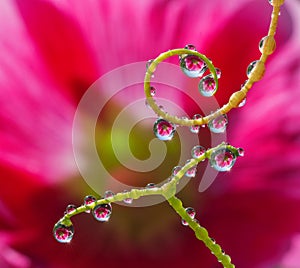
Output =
[
  {"x1": 144, "y1": 2, "x2": 284, "y2": 126},
  {"x1": 166, "y1": 196, "x2": 234, "y2": 268}
]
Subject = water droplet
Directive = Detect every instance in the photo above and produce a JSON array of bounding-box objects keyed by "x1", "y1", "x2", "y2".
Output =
[
  {"x1": 238, "y1": 98, "x2": 247, "y2": 107},
  {"x1": 153, "y1": 118, "x2": 176, "y2": 141},
  {"x1": 210, "y1": 238, "x2": 216, "y2": 244},
  {"x1": 198, "y1": 75, "x2": 217, "y2": 97},
  {"x1": 247, "y1": 60, "x2": 265, "y2": 81},
  {"x1": 181, "y1": 207, "x2": 196, "y2": 226},
  {"x1": 180, "y1": 55, "x2": 207, "y2": 78},
  {"x1": 259, "y1": 36, "x2": 276, "y2": 55},
  {"x1": 53, "y1": 222, "x2": 74, "y2": 243},
  {"x1": 191, "y1": 145, "x2": 206, "y2": 160},
  {"x1": 92, "y1": 203, "x2": 112, "y2": 222},
  {"x1": 215, "y1": 68, "x2": 222, "y2": 79},
  {"x1": 246, "y1": 60, "x2": 258, "y2": 77},
  {"x1": 64, "y1": 204, "x2": 76, "y2": 215},
  {"x1": 104, "y1": 190, "x2": 115, "y2": 199},
  {"x1": 84, "y1": 195, "x2": 97, "y2": 213},
  {"x1": 268, "y1": 0, "x2": 284, "y2": 7},
  {"x1": 146, "y1": 59, "x2": 153, "y2": 70},
  {"x1": 208, "y1": 114, "x2": 228, "y2": 133},
  {"x1": 184, "y1": 44, "x2": 197, "y2": 51},
  {"x1": 146, "y1": 183, "x2": 156, "y2": 188},
  {"x1": 209, "y1": 147, "x2": 236, "y2": 172},
  {"x1": 185, "y1": 160, "x2": 197, "y2": 178},
  {"x1": 237, "y1": 147, "x2": 245, "y2": 157},
  {"x1": 149, "y1": 86, "x2": 156, "y2": 97},
  {"x1": 172, "y1": 166, "x2": 182, "y2": 176},
  {"x1": 123, "y1": 190, "x2": 133, "y2": 204},
  {"x1": 189, "y1": 114, "x2": 202, "y2": 134}
]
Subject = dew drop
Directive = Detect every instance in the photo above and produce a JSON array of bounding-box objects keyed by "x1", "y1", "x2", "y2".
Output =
[
  {"x1": 104, "y1": 190, "x2": 115, "y2": 199},
  {"x1": 185, "y1": 160, "x2": 197, "y2": 178},
  {"x1": 191, "y1": 145, "x2": 206, "y2": 160},
  {"x1": 247, "y1": 60, "x2": 265, "y2": 81},
  {"x1": 209, "y1": 147, "x2": 236, "y2": 172},
  {"x1": 180, "y1": 55, "x2": 207, "y2": 78},
  {"x1": 92, "y1": 203, "x2": 112, "y2": 222},
  {"x1": 246, "y1": 60, "x2": 258, "y2": 77},
  {"x1": 184, "y1": 44, "x2": 197, "y2": 51},
  {"x1": 84, "y1": 195, "x2": 97, "y2": 213},
  {"x1": 53, "y1": 222, "x2": 74, "y2": 243},
  {"x1": 215, "y1": 68, "x2": 222, "y2": 79},
  {"x1": 259, "y1": 36, "x2": 276, "y2": 55},
  {"x1": 198, "y1": 75, "x2": 217, "y2": 97},
  {"x1": 64, "y1": 204, "x2": 76, "y2": 215},
  {"x1": 172, "y1": 166, "x2": 182, "y2": 176},
  {"x1": 146, "y1": 183, "x2": 156, "y2": 188},
  {"x1": 189, "y1": 114, "x2": 202, "y2": 134},
  {"x1": 149, "y1": 86, "x2": 156, "y2": 97},
  {"x1": 123, "y1": 190, "x2": 133, "y2": 204},
  {"x1": 238, "y1": 98, "x2": 247, "y2": 107},
  {"x1": 153, "y1": 118, "x2": 176, "y2": 141},
  {"x1": 237, "y1": 147, "x2": 245, "y2": 157},
  {"x1": 208, "y1": 114, "x2": 228, "y2": 133},
  {"x1": 181, "y1": 207, "x2": 196, "y2": 226}
]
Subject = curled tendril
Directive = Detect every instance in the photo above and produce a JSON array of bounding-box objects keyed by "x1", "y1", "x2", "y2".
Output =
[{"x1": 53, "y1": 2, "x2": 284, "y2": 268}]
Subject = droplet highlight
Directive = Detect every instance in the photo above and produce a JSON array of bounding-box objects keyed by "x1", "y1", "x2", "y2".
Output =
[
  {"x1": 209, "y1": 147, "x2": 236, "y2": 172},
  {"x1": 153, "y1": 118, "x2": 176, "y2": 141},
  {"x1": 53, "y1": 222, "x2": 74, "y2": 243},
  {"x1": 208, "y1": 114, "x2": 228, "y2": 133},
  {"x1": 92, "y1": 203, "x2": 112, "y2": 222}
]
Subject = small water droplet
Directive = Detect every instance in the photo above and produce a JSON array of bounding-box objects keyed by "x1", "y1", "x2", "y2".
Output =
[
  {"x1": 146, "y1": 183, "x2": 156, "y2": 188},
  {"x1": 146, "y1": 59, "x2": 153, "y2": 70},
  {"x1": 238, "y1": 98, "x2": 247, "y2": 107},
  {"x1": 210, "y1": 238, "x2": 216, "y2": 244},
  {"x1": 191, "y1": 145, "x2": 206, "y2": 159},
  {"x1": 259, "y1": 36, "x2": 276, "y2": 55},
  {"x1": 153, "y1": 118, "x2": 176, "y2": 141},
  {"x1": 189, "y1": 114, "x2": 202, "y2": 134},
  {"x1": 268, "y1": 0, "x2": 284, "y2": 7},
  {"x1": 180, "y1": 55, "x2": 207, "y2": 78},
  {"x1": 246, "y1": 60, "x2": 258, "y2": 77},
  {"x1": 208, "y1": 114, "x2": 228, "y2": 133},
  {"x1": 237, "y1": 147, "x2": 245, "y2": 157},
  {"x1": 209, "y1": 147, "x2": 236, "y2": 172},
  {"x1": 84, "y1": 195, "x2": 97, "y2": 213},
  {"x1": 53, "y1": 222, "x2": 74, "y2": 243},
  {"x1": 185, "y1": 160, "x2": 197, "y2": 178},
  {"x1": 184, "y1": 44, "x2": 197, "y2": 51},
  {"x1": 181, "y1": 207, "x2": 196, "y2": 226},
  {"x1": 198, "y1": 75, "x2": 217, "y2": 97},
  {"x1": 215, "y1": 68, "x2": 222, "y2": 79},
  {"x1": 123, "y1": 190, "x2": 133, "y2": 204},
  {"x1": 64, "y1": 204, "x2": 76, "y2": 215},
  {"x1": 104, "y1": 190, "x2": 115, "y2": 199},
  {"x1": 172, "y1": 166, "x2": 182, "y2": 176},
  {"x1": 149, "y1": 86, "x2": 156, "y2": 97},
  {"x1": 92, "y1": 203, "x2": 112, "y2": 222}
]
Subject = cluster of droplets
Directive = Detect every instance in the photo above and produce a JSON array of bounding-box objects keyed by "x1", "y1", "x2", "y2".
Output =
[{"x1": 53, "y1": 195, "x2": 113, "y2": 243}]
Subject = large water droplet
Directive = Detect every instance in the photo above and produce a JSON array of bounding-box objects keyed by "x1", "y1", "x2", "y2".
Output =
[
  {"x1": 53, "y1": 223, "x2": 74, "y2": 243},
  {"x1": 191, "y1": 145, "x2": 206, "y2": 159},
  {"x1": 199, "y1": 75, "x2": 217, "y2": 97},
  {"x1": 84, "y1": 195, "x2": 97, "y2": 213},
  {"x1": 209, "y1": 147, "x2": 236, "y2": 172},
  {"x1": 189, "y1": 114, "x2": 202, "y2": 134},
  {"x1": 180, "y1": 55, "x2": 207, "y2": 78},
  {"x1": 64, "y1": 204, "x2": 76, "y2": 215},
  {"x1": 185, "y1": 160, "x2": 197, "y2": 178},
  {"x1": 181, "y1": 207, "x2": 196, "y2": 226},
  {"x1": 172, "y1": 166, "x2": 182, "y2": 176},
  {"x1": 92, "y1": 203, "x2": 112, "y2": 222},
  {"x1": 153, "y1": 118, "x2": 176, "y2": 141},
  {"x1": 208, "y1": 114, "x2": 228, "y2": 133}
]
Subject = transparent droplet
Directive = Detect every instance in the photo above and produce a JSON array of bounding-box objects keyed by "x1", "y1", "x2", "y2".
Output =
[
  {"x1": 208, "y1": 114, "x2": 228, "y2": 133},
  {"x1": 189, "y1": 114, "x2": 202, "y2": 134},
  {"x1": 209, "y1": 147, "x2": 236, "y2": 172},
  {"x1": 53, "y1": 222, "x2": 74, "y2": 243},
  {"x1": 146, "y1": 59, "x2": 153, "y2": 70},
  {"x1": 198, "y1": 75, "x2": 217, "y2": 97},
  {"x1": 215, "y1": 68, "x2": 222, "y2": 79},
  {"x1": 268, "y1": 0, "x2": 284, "y2": 7},
  {"x1": 184, "y1": 44, "x2": 197, "y2": 51},
  {"x1": 259, "y1": 36, "x2": 276, "y2": 55},
  {"x1": 246, "y1": 60, "x2": 258, "y2": 77},
  {"x1": 191, "y1": 145, "x2": 206, "y2": 160},
  {"x1": 123, "y1": 190, "x2": 133, "y2": 204},
  {"x1": 237, "y1": 148, "x2": 245, "y2": 157},
  {"x1": 247, "y1": 60, "x2": 265, "y2": 81},
  {"x1": 210, "y1": 238, "x2": 216, "y2": 244},
  {"x1": 84, "y1": 195, "x2": 96, "y2": 213},
  {"x1": 64, "y1": 204, "x2": 76, "y2": 215},
  {"x1": 238, "y1": 98, "x2": 247, "y2": 107},
  {"x1": 92, "y1": 203, "x2": 112, "y2": 222},
  {"x1": 180, "y1": 55, "x2": 207, "y2": 78},
  {"x1": 153, "y1": 118, "x2": 176, "y2": 141},
  {"x1": 104, "y1": 190, "x2": 115, "y2": 199},
  {"x1": 181, "y1": 207, "x2": 196, "y2": 226},
  {"x1": 185, "y1": 160, "x2": 197, "y2": 178},
  {"x1": 172, "y1": 166, "x2": 182, "y2": 176},
  {"x1": 146, "y1": 183, "x2": 156, "y2": 188},
  {"x1": 149, "y1": 86, "x2": 156, "y2": 97}
]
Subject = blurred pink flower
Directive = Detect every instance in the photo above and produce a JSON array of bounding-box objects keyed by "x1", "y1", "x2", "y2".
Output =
[{"x1": 0, "y1": 0, "x2": 299, "y2": 268}]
